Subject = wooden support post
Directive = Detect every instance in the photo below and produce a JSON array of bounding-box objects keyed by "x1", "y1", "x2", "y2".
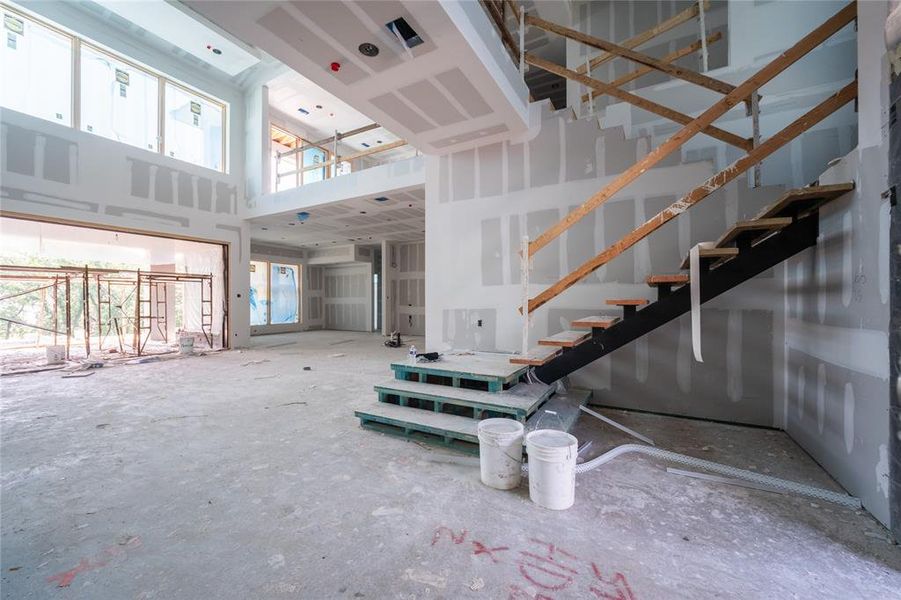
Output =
[
  {"x1": 750, "y1": 93, "x2": 762, "y2": 187},
  {"x1": 526, "y1": 14, "x2": 736, "y2": 96},
  {"x1": 698, "y1": 0, "x2": 709, "y2": 72},
  {"x1": 520, "y1": 234, "x2": 530, "y2": 355},
  {"x1": 82, "y1": 265, "x2": 90, "y2": 357},
  {"x1": 525, "y1": 79, "x2": 856, "y2": 312},
  {"x1": 527, "y1": 1, "x2": 856, "y2": 258},
  {"x1": 527, "y1": 54, "x2": 751, "y2": 151}
]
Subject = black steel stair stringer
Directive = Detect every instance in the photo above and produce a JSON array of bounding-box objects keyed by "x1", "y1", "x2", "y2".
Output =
[{"x1": 534, "y1": 213, "x2": 820, "y2": 383}]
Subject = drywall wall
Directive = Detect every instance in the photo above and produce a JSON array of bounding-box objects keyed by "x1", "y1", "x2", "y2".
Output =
[
  {"x1": 566, "y1": 1, "x2": 857, "y2": 191},
  {"x1": 567, "y1": 0, "x2": 729, "y2": 112},
  {"x1": 323, "y1": 263, "x2": 372, "y2": 332},
  {"x1": 781, "y1": 0, "x2": 893, "y2": 531},
  {"x1": 0, "y1": 106, "x2": 250, "y2": 348},
  {"x1": 425, "y1": 99, "x2": 814, "y2": 426},
  {"x1": 0, "y1": 1, "x2": 252, "y2": 347},
  {"x1": 383, "y1": 240, "x2": 426, "y2": 337}
]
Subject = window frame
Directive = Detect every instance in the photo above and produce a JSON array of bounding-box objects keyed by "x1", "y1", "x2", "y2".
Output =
[
  {"x1": 1, "y1": 2, "x2": 229, "y2": 174},
  {"x1": 270, "y1": 122, "x2": 335, "y2": 192},
  {"x1": 249, "y1": 258, "x2": 302, "y2": 327}
]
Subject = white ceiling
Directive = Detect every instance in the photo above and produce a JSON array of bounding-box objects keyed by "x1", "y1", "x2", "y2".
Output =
[
  {"x1": 248, "y1": 186, "x2": 425, "y2": 249},
  {"x1": 90, "y1": 0, "x2": 260, "y2": 77},
  {"x1": 183, "y1": 0, "x2": 530, "y2": 155},
  {"x1": 267, "y1": 70, "x2": 416, "y2": 161}
]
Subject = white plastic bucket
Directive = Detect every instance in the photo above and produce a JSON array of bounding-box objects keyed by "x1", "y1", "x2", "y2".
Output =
[
  {"x1": 178, "y1": 336, "x2": 194, "y2": 355},
  {"x1": 46, "y1": 345, "x2": 65, "y2": 365},
  {"x1": 478, "y1": 418, "x2": 524, "y2": 490},
  {"x1": 525, "y1": 429, "x2": 578, "y2": 510}
]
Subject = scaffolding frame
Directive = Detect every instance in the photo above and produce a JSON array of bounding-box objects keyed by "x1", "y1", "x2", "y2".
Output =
[{"x1": 0, "y1": 264, "x2": 218, "y2": 359}]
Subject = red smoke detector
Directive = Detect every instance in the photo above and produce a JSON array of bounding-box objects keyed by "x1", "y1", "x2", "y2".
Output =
[{"x1": 330, "y1": 62, "x2": 341, "y2": 72}]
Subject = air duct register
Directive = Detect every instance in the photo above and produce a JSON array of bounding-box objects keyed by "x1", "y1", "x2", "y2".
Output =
[{"x1": 385, "y1": 17, "x2": 423, "y2": 50}]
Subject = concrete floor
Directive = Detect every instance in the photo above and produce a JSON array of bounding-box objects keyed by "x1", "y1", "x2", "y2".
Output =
[{"x1": 1, "y1": 330, "x2": 899, "y2": 599}]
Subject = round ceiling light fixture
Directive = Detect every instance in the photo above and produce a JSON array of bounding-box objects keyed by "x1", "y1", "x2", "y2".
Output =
[{"x1": 358, "y1": 42, "x2": 380, "y2": 57}]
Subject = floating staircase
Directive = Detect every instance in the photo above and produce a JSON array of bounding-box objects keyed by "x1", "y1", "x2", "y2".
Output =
[
  {"x1": 518, "y1": 183, "x2": 854, "y2": 383},
  {"x1": 355, "y1": 354, "x2": 590, "y2": 454}
]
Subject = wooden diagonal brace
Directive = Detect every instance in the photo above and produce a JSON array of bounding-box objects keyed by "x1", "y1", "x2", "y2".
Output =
[
  {"x1": 580, "y1": 32, "x2": 723, "y2": 104},
  {"x1": 576, "y1": 0, "x2": 711, "y2": 75},
  {"x1": 525, "y1": 80, "x2": 857, "y2": 313},
  {"x1": 526, "y1": 54, "x2": 751, "y2": 151},
  {"x1": 527, "y1": 1, "x2": 856, "y2": 258},
  {"x1": 526, "y1": 14, "x2": 736, "y2": 96}
]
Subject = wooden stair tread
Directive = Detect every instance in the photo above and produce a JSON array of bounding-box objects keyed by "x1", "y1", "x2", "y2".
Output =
[
  {"x1": 605, "y1": 298, "x2": 649, "y2": 306},
  {"x1": 374, "y1": 379, "x2": 551, "y2": 414},
  {"x1": 679, "y1": 247, "x2": 739, "y2": 270},
  {"x1": 756, "y1": 183, "x2": 853, "y2": 220},
  {"x1": 715, "y1": 217, "x2": 792, "y2": 248},
  {"x1": 646, "y1": 274, "x2": 689, "y2": 285},
  {"x1": 510, "y1": 345, "x2": 561, "y2": 366},
  {"x1": 355, "y1": 403, "x2": 478, "y2": 441},
  {"x1": 571, "y1": 315, "x2": 619, "y2": 329},
  {"x1": 538, "y1": 330, "x2": 591, "y2": 347}
]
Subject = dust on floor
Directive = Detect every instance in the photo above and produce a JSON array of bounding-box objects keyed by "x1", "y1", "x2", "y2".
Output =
[{"x1": 1, "y1": 331, "x2": 898, "y2": 599}]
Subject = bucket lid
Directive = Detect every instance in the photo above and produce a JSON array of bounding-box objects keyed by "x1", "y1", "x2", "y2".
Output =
[{"x1": 478, "y1": 418, "x2": 524, "y2": 437}]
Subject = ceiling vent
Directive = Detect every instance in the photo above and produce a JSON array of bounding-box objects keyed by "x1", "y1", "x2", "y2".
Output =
[{"x1": 386, "y1": 17, "x2": 423, "y2": 49}]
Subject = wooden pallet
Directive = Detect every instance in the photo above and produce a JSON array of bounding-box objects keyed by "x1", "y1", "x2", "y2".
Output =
[
  {"x1": 375, "y1": 378, "x2": 552, "y2": 422},
  {"x1": 356, "y1": 388, "x2": 593, "y2": 455},
  {"x1": 391, "y1": 353, "x2": 527, "y2": 392},
  {"x1": 356, "y1": 403, "x2": 481, "y2": 454}
]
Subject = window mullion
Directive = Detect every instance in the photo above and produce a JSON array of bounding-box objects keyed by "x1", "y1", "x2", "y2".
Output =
[
  {"x1": 72, "y1": 38, "x2": 80, "y2": 131},
  {"x1": 158, "y1": 77, "x2": 166, "y2": 158}
]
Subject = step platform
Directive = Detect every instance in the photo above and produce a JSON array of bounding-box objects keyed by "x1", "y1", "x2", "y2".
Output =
[
  {"x1": 355, "y1": 388, "x2": 592, "y2": 455},
  {"x1": 374, "y1": 378, "x2": 553, "y2": 422},
  {"x1": 391, "y1": 353, "x2": 526, "y2": 392}
]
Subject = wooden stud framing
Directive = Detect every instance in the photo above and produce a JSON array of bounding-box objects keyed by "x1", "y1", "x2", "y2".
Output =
[
  {"x1": 525, "y1": 79, "x2": 857, "y2": 313},
  {"x1": 580, "y1": 32, "x2": 723, "y2": 104},
  {"x1": 527, "y1": 54, "x2": 751, "y2": 151},
  {"x1": 526, "y1": 1, "x2": 856, "y2": 258},
  {"x1": 526, "y1": 14, "x2": 736, "y2": 96},
  {"x1": 576, "y1": 0, "x2": 711, "y2": 75}
]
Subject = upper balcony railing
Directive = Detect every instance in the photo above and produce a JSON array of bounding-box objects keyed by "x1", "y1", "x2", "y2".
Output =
[{"x1": 271, "y1": 123, "x2": 418, "y2": 193}]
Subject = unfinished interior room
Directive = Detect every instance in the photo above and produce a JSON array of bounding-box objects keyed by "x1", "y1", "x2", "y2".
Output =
[{"x1": 1, "y1": 0, "x2": 898, "y2": 597}]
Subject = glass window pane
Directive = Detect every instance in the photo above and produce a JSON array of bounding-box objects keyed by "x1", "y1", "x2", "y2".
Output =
[
  {"x1": 302, "y1": 146, "x2": 326, "y2": 185},
  {"x1": 269, "y1": 263, "x2": 298, "y2": 324},
  {"x1": 80, "y1": 45, "x2": 158, "y2": 151},
  {"x1": 164, "y1": 82, "x2": 223, "y2": 171},
  {"x1": 0, "y1": 10, "x2": 72, "y2": 125},
  {"x1": 249, "y1": 260, "x2": 268, "y2": 326}
]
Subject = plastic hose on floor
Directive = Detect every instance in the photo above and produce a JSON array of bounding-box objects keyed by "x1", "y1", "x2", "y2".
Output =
[{"x1": 522, "y1": 443, "x2": 861, "y2": 509}]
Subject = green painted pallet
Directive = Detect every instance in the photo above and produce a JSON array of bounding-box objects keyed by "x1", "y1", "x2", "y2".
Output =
[
  {"x1": 355, "y1": 403, "x2": 480, "y2": 454},
  {"x1": 390, "y1": 354, "x2": 527, "y2": 392},
  {"x1": 374, "y1": 379, "x2": 553, "y2": 422}
]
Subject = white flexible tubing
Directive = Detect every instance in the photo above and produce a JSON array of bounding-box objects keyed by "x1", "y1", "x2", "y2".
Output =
[{"x1": 522, "y1": 443, "x2": 861, "y2": 509}]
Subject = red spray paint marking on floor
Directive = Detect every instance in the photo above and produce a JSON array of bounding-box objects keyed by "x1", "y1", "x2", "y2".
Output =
[
  {"x1": 431, "y1": 525, "x2": 638, "y2": 600},
  {"x1": 46, "y1": 536, "x2": 142, "y2": 588}
]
